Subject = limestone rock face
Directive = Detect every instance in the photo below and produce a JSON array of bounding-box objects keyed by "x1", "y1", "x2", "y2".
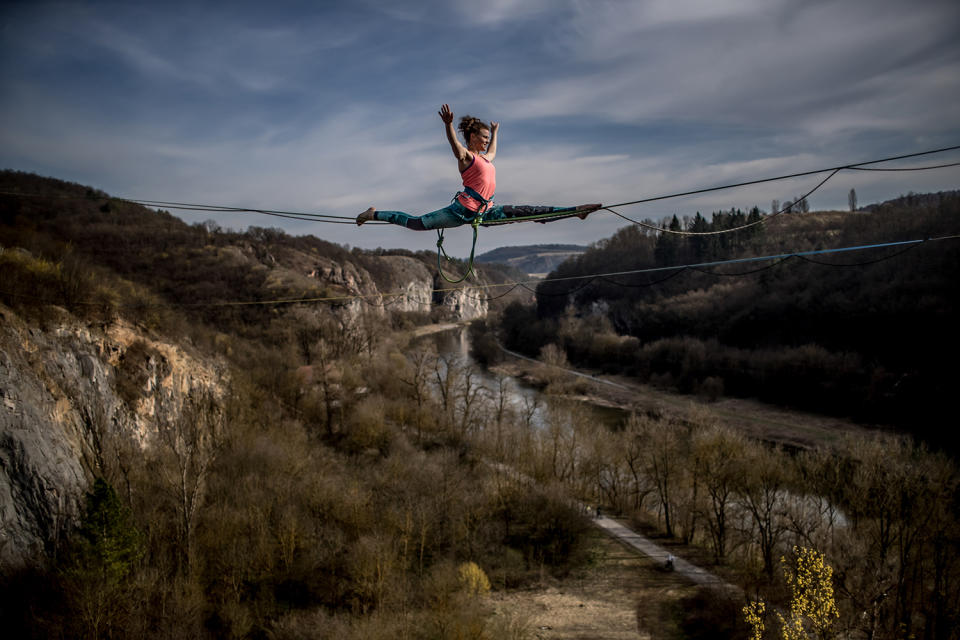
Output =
[
  {"x1": 308, "y1": 256, "x2": 382, "y2": 320},
  {"x1": 435, "y1": 285, "x2": 488, "y2": 321},
  {"x1": 0, "y1": 248, "x2": 491, "y2": 570},
  {"x1": 0, "y1": 307, "x2": 226, "y2": 570},
  {"x1": 367, "y1": 256, "x2": 433, "y2": 314},
  {"x1": 434, "y1": 268, "x2": 490, "y2": 321}
]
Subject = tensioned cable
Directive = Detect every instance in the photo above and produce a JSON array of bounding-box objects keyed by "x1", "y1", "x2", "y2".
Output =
[
  {"x1": 602, "y1": 145, "x2": 960, "y2": 210},
  {"x1": 148, "y1": 149, "x2": 956, "y2": 229},
  {"x1": 794, "y1": 241, "x2": 922, "y2": 267},
  {"x1": 690, "y1": 257, "x2": 794, "y2": 277},
  {"x1": 528, "y1": 276, "x2": 600, "y2": 297},
  {"x1": 847, "y1": 161, "x2": 960, "y2": 172},
  {"x1": 596, "y1": 267, "x2": 691, "y2": 288},
  {"x1": 531, "y1": 265, "x2": 692, "y2": 296},
  {"x1": 121, "y1": 198, "x2": 361, "y2": 223},
  {"x1": 129, "y1": 145, "x2": 960, "y2": 225},
  {"x1": 0, "y1": 191, "x2": 383, "y2": 225},
  {"x1": 458, "y1": 282, "x2": 523, "y2": 302},
  {"x1": 4, "y1": 235, "x2": 956, "y2": 309},
  {"x1": 4, "y1": 145, "x2": 955, "y2": 231},
  {"x1": 520, "y1": 236, "x2": 958, "y2": 291},
  {"x1": 599, "y1": 146, "x2": 960, "y2": 237},
  {"x1": 603, "y1": 168, "x2": 841, "y2": 235}
]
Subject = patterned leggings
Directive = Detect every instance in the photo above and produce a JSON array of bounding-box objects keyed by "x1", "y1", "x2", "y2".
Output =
[{"x1": 375, "y1": 199, "x2": 578, "y2": 230}]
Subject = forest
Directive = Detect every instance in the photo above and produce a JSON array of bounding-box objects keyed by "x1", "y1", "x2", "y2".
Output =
[
  {"x1": 498, "y1": 192, "x2": 960, "y2": 450},
  {"x1": 1, "y1": 171, "x2": 958, "y2": 639}
]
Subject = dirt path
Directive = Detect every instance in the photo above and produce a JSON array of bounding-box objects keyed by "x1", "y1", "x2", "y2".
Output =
[
  {"x1": 593, "y1": 516, "x2": 738, "y2": 593},
  {"x1": 490, "y1": 529, "x2": 698, "y2": 640},
  {"x1": 485, "y1": 460, "x2": 743, "y2": 638}
]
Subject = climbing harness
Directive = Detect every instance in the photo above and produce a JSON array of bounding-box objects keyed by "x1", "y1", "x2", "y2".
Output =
[
  {"x1": 457, "y1": 185, "x2": 493, "y2": 212},
  {"x1": 436, "y1": 185, "x2": 498, "y2": 283},
  {"x1": 436, "y1": 191, "x2": 488, "y2": 283}
]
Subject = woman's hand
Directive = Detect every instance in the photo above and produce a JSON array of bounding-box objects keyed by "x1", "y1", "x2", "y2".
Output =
[
  {"x1": 439, "y1": 104, "x2": 454, "y2": 124},
  {"x1": 486, "y1": 121, "x2": 499, "y2": 161},
  {"x1": 440, "y1": 104, "x2": 468, "y2": 162}
]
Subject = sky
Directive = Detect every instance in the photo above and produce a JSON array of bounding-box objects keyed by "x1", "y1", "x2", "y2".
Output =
[{"x1": 2, "y1": 0, "x2": 959, "y2": 257}]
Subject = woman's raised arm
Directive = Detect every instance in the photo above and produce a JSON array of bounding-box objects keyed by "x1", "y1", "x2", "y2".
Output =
[
  {"x1": 485, "y1": 121, "x2": 499, "y2": 161},
  {"x1": 439, "y1": 104, "x2": 469, "y2": 162}
]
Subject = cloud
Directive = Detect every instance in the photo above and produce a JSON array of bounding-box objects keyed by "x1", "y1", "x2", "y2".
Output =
[
  {"x1": 493, "y1": 0, "x2": 960, "y2": 138},
  {"x1": 1, "y1": 0, "x2": 957, "y2": 257}
]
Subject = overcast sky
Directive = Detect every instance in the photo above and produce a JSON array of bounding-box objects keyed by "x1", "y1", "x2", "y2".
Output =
[{"x1": 2, "y1": 0, "x2": 959, "y2": 256}]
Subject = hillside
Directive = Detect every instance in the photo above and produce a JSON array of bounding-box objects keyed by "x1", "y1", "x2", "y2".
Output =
[
  {"x1": 1, "y1": 172, "x2": 958, "y2": 639},
  {"x1": 0, "y1": 171, "x2": 580, "y2": 639},
  {"x1": 495, "y1": 193, "x2": 960, "y2": 448},
  {"x1": 0, "y1": 171, "x2": 543, "y2": 326},
  {"x1": 476, "y1": 243, "x2": 587, "y2": 275}
]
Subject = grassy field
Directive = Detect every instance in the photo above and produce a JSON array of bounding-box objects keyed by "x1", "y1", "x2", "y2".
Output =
[{"x1": 491, "y1": 526, "x2": 748, "y2": 639}]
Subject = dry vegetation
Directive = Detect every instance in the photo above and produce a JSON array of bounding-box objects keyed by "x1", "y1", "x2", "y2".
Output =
[
  {"x1": 1, "y1": 172, "x2": 958, "y2": 639},
  {"x1": 504, "y1": 193, "x2": 960, "y2": 447}
]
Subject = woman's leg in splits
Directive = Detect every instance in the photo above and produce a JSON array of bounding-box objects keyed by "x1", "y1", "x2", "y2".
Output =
[
  {"x1": 357, "y1": 201, "x2": 474, "y2": 230},
  {"x1": 482, "y1": 203, "x2": 602, "y2": 222},
  {"x1": 358, "y1": 201, "x2": 601, "y2": 228}
]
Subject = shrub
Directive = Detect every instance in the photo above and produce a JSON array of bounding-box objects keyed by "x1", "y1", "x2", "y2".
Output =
[{"x1": 457, "y1": 561, "x2": 491, "y2": 596}]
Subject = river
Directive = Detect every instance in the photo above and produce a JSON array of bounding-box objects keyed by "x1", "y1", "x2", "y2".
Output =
[{"x1": 413, "y1": 324, "x2": 626, "y2": 431}]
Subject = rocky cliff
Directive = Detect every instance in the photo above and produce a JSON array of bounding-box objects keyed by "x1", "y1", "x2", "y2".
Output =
[
  {"x1": 259, "y1": 247, "x2": 486, "y2": 322},
  {"x1": 0, "y1": 248, "x2": 488, "y2": 570},
  {"x1": 339, "y1": 253, "x2": 488, "y2": 321},
  {"x1": 0, "y1": 171, "x2": 492, "y2": 572},
  {"x1": 0, "y1": 305, "x2": 227, "y2": 570}
]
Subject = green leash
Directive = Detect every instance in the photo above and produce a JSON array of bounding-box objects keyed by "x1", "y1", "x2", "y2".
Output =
[{"x1": 436, "y1": 215, "x2": 482, "y2": 283}]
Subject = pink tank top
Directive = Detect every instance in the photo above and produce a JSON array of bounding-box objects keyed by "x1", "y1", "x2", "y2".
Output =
[{"x1": 456, "y1": 153, "x2": 496, "y2": 212}]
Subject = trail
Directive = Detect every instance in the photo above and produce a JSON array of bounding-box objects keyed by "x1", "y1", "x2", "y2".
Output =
[
  {"x1": 592, "y1": 516, "x2": 740, "y2": 593},
  {"x1": 488, "y1": 459, "x2": 739, "y2": 594}
]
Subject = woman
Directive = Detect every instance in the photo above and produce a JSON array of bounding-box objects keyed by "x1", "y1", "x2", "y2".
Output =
[{"x1": 356, "y1": 104, "x2": 600, "y2": 229}]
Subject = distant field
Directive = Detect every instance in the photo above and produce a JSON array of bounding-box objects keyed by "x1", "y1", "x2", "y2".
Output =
[{"x1": 477, "y1": 244, "x2": 588, "y2": 275}]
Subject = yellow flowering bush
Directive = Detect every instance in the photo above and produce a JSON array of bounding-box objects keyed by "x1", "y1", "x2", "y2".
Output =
[
  {"x1": 457, "y1": 561, "x2": 491, "y2": 597},
  {"x1": 743, "y1": 546, "x2": 839, "y2": 640}
]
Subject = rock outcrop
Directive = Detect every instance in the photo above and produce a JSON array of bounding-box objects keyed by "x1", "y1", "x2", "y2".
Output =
[
  {"x1": 367, "y1": 255, "x2": 433, "y2": 314},
  {"x1": 434, "y1": 279, "x2": 488, "y2": 321},
  {"x1": 0, "y1": 306, "x2": 226, "y2": 570}
]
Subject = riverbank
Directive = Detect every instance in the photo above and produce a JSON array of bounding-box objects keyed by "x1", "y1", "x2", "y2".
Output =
[{"x1": 490, "y1": 346, "x2": 876, "y2": 450}]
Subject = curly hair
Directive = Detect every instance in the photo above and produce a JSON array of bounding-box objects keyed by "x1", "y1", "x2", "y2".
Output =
[{"x1": 458, "y1": 115, "x2": 490, "y2": 141}]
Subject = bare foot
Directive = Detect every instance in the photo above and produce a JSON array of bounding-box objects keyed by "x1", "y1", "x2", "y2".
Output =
[
  {"x1": 356, "y1": 207, "x2": 376, "y2": 226},
  {"x1": 576, "y1": 203, "x2": 602, "y2": 220}
]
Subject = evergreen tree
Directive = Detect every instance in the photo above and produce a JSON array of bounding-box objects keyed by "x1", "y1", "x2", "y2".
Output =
[
  {"x1": 689, "y1": 212, "x2": 711, "y2": 260},
  {"x1": 61, "y1": 478, "x2": 144, "y2": 638},
  {"x1": 69, "y1": 478, "x2": 143, "y2": 585},
  {"x1": 654, "y1": 215, "x2": 682, "y2": 266}
]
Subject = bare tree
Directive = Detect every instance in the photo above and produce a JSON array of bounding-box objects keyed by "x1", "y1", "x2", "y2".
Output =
[
  {"x1": 735, "y1": 441, "x2": 792, "y2": 580},
  {"x1": 399, "y1": 347, "x2": 435, "y2": 443},
  {"x1": 455, "y1": 365, "x2": 487, "y2": 439},
  {"x1": 156, "y1": 391, "x2": 223, "y2": 575},
  {"x1": 628, "y1": 415, "x2": 684, "y2": 538},
  {"x1": 692, "y1": 425, "x2": 743, "y2": 561},
  {"x1": 620, "y1": 425, "x2": 654, "y2": 513}
]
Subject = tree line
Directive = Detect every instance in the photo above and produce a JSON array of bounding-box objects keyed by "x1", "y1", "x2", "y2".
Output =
[{"x1": 499, "y1": 193, "x2": 960, "y2": 448}]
